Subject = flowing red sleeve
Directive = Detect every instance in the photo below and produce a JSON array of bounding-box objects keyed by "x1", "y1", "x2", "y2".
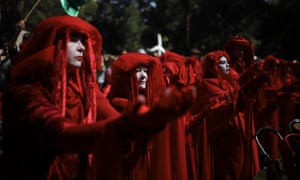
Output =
[
  {"x1": 95, "y1": 88, "x2": 120, "y2": 121},
  {"x1": 2, "y1": 84, "x2": 65, "y2": 150},
  {"x1": 191, "y1": 79, "x2": 234, "y2": 137}
]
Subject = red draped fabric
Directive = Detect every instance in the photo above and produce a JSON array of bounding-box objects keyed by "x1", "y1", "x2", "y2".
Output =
[{"x1": 190, "y1": 78, "x2": 245, "y2": 180}]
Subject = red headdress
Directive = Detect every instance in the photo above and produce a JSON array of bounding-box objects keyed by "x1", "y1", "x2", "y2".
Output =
[
  {"x1": 109, "y1": 52, "x2": 165, "y2": 108},
  {"x1": 201, "y1": 50, "x2": 230, "y2": 79},
  {"x1": 263, "y1": 54, "x2": 281, "y2": 70},
  {"x1": 186, "y1": 56, "x2": 202, "y2": 84},
  {"x1": 10, "y1": 15, "x2": 102, "y2": 123},
  {"x1": 160, "y1": 50, "x2": 190, "y2": 85},
  {"x1": 225, "y1": 35, "x2": 254, "y2": 68}
]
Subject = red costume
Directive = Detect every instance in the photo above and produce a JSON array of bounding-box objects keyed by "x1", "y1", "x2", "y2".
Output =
[
  {"x1": 225, "y1": 36, "x2": 262, "y2": 178},
  {"x1": 160, "y1": 50, "x2": 194, "y2": 180},
  {"x1": 189, "y1": 50, "x2": 245, "y2": 180},
  {"x1": 256, "y1": 55, "x2": 298, "y2": 161},
  {"x1": 108, "y1": 52, "x2": 166, "y2": 180},
  {"x1": 1, "y1": 15, "x2": 122, "y2": 179},
  {"x1": 1, "y1": 15, "x2": 195, "y2": 180},
  {"x1": 109, "y1": 52, "x2": 192, "y2": 180}
]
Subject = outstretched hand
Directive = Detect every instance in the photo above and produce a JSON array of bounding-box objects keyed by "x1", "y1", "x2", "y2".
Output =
[{"x1": 124, "y1": 84, "x2": 196, "y2": 130}]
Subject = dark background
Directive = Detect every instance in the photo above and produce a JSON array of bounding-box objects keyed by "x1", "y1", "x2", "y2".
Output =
[{"x1": 0, "y1": 0, "x2": 299, "y2": 60}]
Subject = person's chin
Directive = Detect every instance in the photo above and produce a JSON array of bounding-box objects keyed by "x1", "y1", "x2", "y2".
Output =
[
  {"x1": 139, "y1": 84, "x2": 146, "y2": 90},
  {"x1": 69, "y1": 60, "x2": 82, "y2": 67}
]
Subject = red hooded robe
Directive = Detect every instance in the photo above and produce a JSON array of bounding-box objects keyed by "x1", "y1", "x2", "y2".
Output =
[
  {"x1": 190, "y1": 50, "x2": 245, "y2": 180},
  {"x1": 2, "y1": 16, "x2": 120, "y2": 180}
]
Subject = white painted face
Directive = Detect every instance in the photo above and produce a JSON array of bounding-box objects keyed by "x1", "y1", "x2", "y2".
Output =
[
  {"x1": 136, "y1": 66, "x2": 148, "y2": 90},
  {"x1": 218, "y1": 56, "x2": 230, "y2": 76},
  {"x1": 67, "y1": 35, "x2": 86, "y2": 67}
]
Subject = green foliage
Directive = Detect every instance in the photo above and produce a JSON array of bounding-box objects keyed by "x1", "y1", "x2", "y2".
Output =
[
  {"x1": 118, "y1": 3, "x2": 146, "y2": 52},
  {"x1": 79, "y1": 0, "x2": 98, "y2": 22},
  {"x1": 1, "y1": 0, "x2": 299, "y2": 59},
  {"x1": 20, "y1": 0, "x2": 98, "y2": 30},
  {"x1": 94, "y1": 0, "x2": 146, "y2": 53}
]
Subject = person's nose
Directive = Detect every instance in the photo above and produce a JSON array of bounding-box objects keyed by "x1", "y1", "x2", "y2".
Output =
[
  {"x1": 78, "y1": 40, "x2": 86, "y2": 51},
  {"x1": 140, "y1": 71, "x2": 148, "y2": 79}
]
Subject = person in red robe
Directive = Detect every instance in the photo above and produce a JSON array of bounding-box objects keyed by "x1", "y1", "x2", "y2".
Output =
[
  {"x1": 256, "y1": 55, "x2": 298, "y2": 162},
  {"x1": 189, "y1": 50, "x2": 245, "y2": 180},
  {"x1": 0, "y1": 15, "x2": 195, "y2": 180},
  {"x1": 159, "y1": 50, "x2": 195, "y2": 180},
  {"x1": 108, "y1": 52, "x2": 166, "y2": 180},
  {"x1": 225, "y1": 35, "x2": 262, "y2": 179}
]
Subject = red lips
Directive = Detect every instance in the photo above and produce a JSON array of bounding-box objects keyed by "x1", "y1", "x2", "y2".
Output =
[{"x1": 74, "y1": 56, "x2": 83, "y2": 61}]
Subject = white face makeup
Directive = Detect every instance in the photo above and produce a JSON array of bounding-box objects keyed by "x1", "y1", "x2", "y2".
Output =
[
  {"x1": 218, "y1": 56, "x2": 230, "y2": 76},
  {"x1": 67, "y1": 35, "x2": 86, "y2": 67},
  {"x1": 136, "y1": 66, "x2": 148, "y2": 90}
]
